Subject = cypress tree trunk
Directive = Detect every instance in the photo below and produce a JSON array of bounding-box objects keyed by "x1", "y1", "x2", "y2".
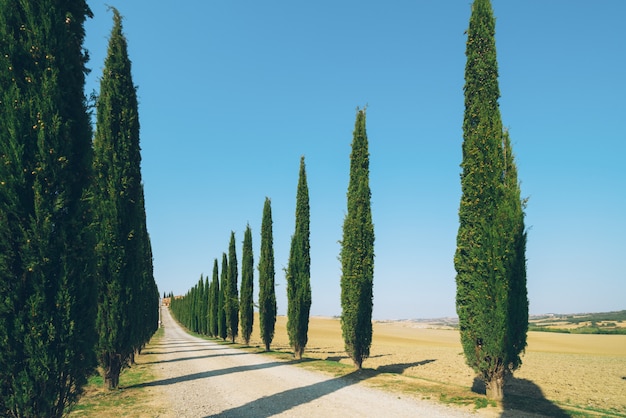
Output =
[
  {"x1": 454, "y1": 0, "x2": 528, "y2": 400},
  {"x1": 258, "y1": 197, "x2": 277, "y2": 352},
  {"x1": 0, "y1": 2, "x2": 97, "y2": 416},
  {"x1": 286, "y1": 157, "x2": 311, "y2": 360},
  {"x1": 104, "y1": 353, "x2": 123, "y2": 390},
  {"x1": 227, "y1": 232, "x2": 239, "y2": 343},
  {"x1": 341, "y1": 108, "x2": 375, "y2": 370},
  {"x1": 240, "y1": 224, "x2": 254, "y2": 345}
]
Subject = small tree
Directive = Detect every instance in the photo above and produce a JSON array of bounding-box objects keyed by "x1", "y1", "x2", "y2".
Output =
[
  {"x1": 286, "y1": 156, "x2": 312, "y2": 360},
  {"x1": 226, "y1": 232, "x2": 239, "y2": 343},
  {"x1": 258, "y1": 198, "x2": 277, "y2": 351},
  {"x1": 455, "y1": 0, "x2": 528, "y2": 400},
  {"x1": 240, "y1": 224, "x2": 254, "y2": 345},
  {"x1": 340, "y1": 108, "x2": 375, "y2": 369}
]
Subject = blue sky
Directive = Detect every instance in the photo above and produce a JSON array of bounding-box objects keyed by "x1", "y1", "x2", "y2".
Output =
[{"x1": 84, "y1": 1, "x2": 625, "y2": 319}]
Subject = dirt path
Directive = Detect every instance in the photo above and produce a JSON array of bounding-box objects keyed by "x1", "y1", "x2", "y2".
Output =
[{"x1": 147, "y1": 306, "x2": 476, "y2": 417}]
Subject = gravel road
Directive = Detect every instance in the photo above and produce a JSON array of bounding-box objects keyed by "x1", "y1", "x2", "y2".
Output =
[{"x1": 148, "y1": 306, "x2": 477, "y2": 417}]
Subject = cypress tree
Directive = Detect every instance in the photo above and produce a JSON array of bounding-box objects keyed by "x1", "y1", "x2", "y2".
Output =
[
  {"x1": 132, "y1": 220, "x2": 158, "y2": 356},
  {"x1": 240, "y1": 224, "x2": 254, "y2": 345},
  {"x1": 209, "y1": 258, "x2": 220, "y2": 337},
  {"x1": 93, "y1": 8, "x2": 155, "y2": 389},
  {"x1": 286, "y1": 156, "x2": 312, "y2": 360},
  {"x1": 340, "y1": 108, "x2": 375, "y2": 369},
  {"x1": 204, "y1": 274, "x2": 210, "y2": 335},
  {"x1": 258, "y1": 197, "x2": 277, "y2": 351},
  {"x1": 226, "y1": 232, "x2": 239, "y2": 343},
  {"x1": 218, "y1": 253, "x2": 228, "y2": 341},
  {"x1": 454, "y1": 0, "x2": 528, "y2": 400},
  {"x1": 195, "y1": 275, "x2": 205, "y2": 333},
  {"x1": 0, "y1": 1, "x2": 97, "y2": 415}
]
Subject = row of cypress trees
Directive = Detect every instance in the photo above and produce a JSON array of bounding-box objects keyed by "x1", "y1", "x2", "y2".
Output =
[
  {"x1": 171, "y1": 233, "x2": 246, "y2": 343},
  {"x1": 170, "y1": 109, "x2": 373, "y2": 368},
  {"x1": 170, "y1": 156, "x2": 314, "y2": 358},
  {"x1": 0, "y1": 4, "x2": 159, "y2": 416},
  {"x1": 172, "y1": 0, "x2": 527, "y2": 401},
  {"x1": 170, "y1": 199, "x2": 280, "y2": 350}
]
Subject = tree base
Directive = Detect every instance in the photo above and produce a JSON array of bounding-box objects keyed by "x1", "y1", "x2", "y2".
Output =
[
  {"x1": 104, "y1": 354, "x2": 122, "y2": 390},
  {"x1": 485, "y1": 375, "x2": 504, "y2": 401}
]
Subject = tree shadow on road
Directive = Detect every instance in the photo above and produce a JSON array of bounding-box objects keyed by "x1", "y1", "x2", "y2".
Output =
[
  {"x1": 206, "y1": 359, "x2": 436, "y2": 417},
  {"x1": 472, "y1": 377, "x2": 570, "y2": 417},
  {"x1": 127, "y1": 358, "x2": 314, "y2": 389},
  {"x1": 142, "y1": 346, "x2": 228, "y2": 356},
  {"x1": 141, "y1": 351, "x2": 248, "y2": 365}
]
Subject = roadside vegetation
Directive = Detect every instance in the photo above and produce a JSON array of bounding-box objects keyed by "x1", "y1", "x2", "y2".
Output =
[{"x1": 69, "y1": 328, "x2": 167, "y2": 418}]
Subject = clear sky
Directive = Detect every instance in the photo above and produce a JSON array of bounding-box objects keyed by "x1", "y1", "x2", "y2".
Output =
[{"x1": 83, "y1": 1, "x2": 625, "y2": 320}]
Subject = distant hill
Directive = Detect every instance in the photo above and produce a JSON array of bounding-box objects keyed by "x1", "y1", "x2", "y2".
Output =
[
  {"x1": 390, "y1": 310, "x2": 626, "y2": 334},
  {"x1": 528, "y1": 310, "x2": 626, "y2": 334}
]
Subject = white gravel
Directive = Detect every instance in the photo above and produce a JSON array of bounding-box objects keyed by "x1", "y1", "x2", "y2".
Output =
[{"x1": 149, "y1": 306, "x2": 477, "y2": 417}]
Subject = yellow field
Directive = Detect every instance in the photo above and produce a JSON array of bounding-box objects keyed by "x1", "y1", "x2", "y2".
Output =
[{"x1": 246, "y1": 315, "x2": 626, "y2": 415}]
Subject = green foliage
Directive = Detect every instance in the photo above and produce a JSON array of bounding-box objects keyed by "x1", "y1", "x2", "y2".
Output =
[
  {"x1": 209, "y1": 259, "x2": 220, "y2": 337},
  {"x1": 0, "y1": 1, "x2": 97, "y2": 415},
  {"x1": 286, "y1": 156, "x2": 312, "y2": 359},
  {"x1": 454, "y1": 0, "x2": 527, "y2": 398},
  {"x1": 340, "y1": 108, "x2": 375, "y2": 369},
  {"x1": 92, "y1": 8, "x2": 158, "y2": 390},
  {"x1": 258, "y1": 197, "x2": 277, "y2": 351},
  {"x1": 219, "y1": 253, "x2": 228, "y2": 340},
  {"x1": 226, "y1": 232, "x2": 239, "y2": 342},
  {"x1": 240, "y1": 224, "x2": 254, "y2": 345}
]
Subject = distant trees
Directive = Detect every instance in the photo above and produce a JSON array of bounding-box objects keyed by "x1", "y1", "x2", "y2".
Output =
[
  {"x1": 166, "y1": 5, "x2": 529, "y2": 396},
  {"x1": 240, "y1": 224, "x2": 254, "y2": 345},
  {"x1": 454, "y1": 0, "x2": 528, "y2": 400},
  {"x1": 286, "y1": 157, "x2": 312, "y2": 360},
  {"x1": 0, "y1": 1, "x2": 97, "y2": 416},
  {"x1": 258, "y1": 198, "x2": 277, "y2": 351},
  {"x1": 341, "y1": 108, "x2": 375, "y2": 370}
]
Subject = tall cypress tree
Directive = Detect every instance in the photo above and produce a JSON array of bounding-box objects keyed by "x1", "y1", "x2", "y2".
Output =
[
  {"x1": 209, "y1": 258, "x2": 220, "y2": 337},
  {"x1": 226, "y1": 232, "x2": 239, "y2": 343},
  {"x1": 240, "y1": 224, "x2": 254, "y2": 345},
  {"x1": 218, "y1": 253, "x2": 228, "y2": 341},
  {"x1": 203, "y1": 274, "x2": 210, "y2": 335},
  {"x1": 258, "y1": 197, "x2": 277, "y2": 351},
  {"x1": 0, "y1": 1, "x2": 97, "y2": 416},
  {"x1": 93, "y1": 8, "x2": 155, "y2": 389},
  {"x1": 286, "y1": 156, "x2": 312, "y2": 360},
  {"x1": 340, "y1": 108, "x2": 375, "y2": 369},
  {"x1": 454, "y1": 0, "x2": 528, "y2": 400}
]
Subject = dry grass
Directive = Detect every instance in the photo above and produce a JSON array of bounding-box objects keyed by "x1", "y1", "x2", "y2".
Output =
[{"x1": 69, "y1": 328, "x2": 171, "y2": 418}]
